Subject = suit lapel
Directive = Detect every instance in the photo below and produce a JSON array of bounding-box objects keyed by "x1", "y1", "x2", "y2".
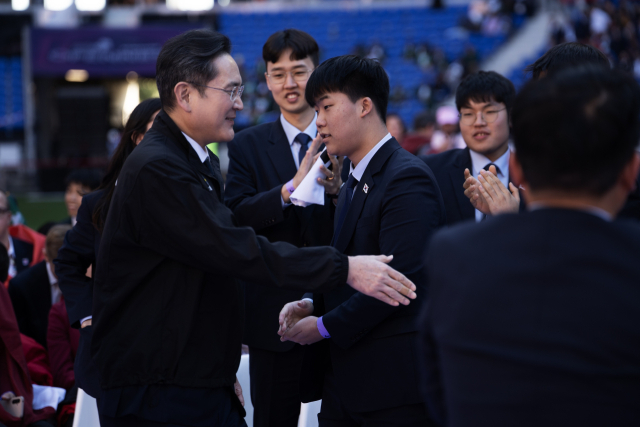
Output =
[
  {"x1": 267, "y1": 121, "x2": 298, "y2": 183},
  {"x1": 450, "y1": 147, "x2": 475, "y2": 221},
  {"x1": 333, "y1": 138, "x2": 401, "y2": 253}
]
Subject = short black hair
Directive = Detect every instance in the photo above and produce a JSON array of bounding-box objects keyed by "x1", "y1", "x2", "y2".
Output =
[
  {"x1": 65, "y1": 169, "x2": 101, "y2": 191},
  {"x1": 455, "y1": 71, "x2": 516, "y2": 119},
  {"x1": 263, "y1": 29, "x2": 319, "y2": 68},
  {"x1": 156, "y1": 29, "x2": 232, "y2": 112},
  {"x1": 525, "y1": 42, "x2": 610, "y2": 81},
  {"x1": 512, "y1": 65, "x2": 640, "y2": 195},
  {"x1": 305, "y1": 55, "x2": 389, "y2": 122}
]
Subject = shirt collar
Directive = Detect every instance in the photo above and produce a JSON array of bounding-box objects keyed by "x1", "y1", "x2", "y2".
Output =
[
  {"x1": 528, "y1": 203, "x2": 613, "y2": 222},
  {"x1": 469, "y1": 147, "x2": 511, "y2": 178},
  {"x1": 280, "y1": 113, "x2": 317, "y2": 146},
  {"x1": 182, "y1": 132, "x2": 210, "y2": 163},
  {"x1": 46, "y1": 262, "x2": 58, "y2": 286},
  {"x1": 349, "y1": 133, "x2": 393, "y2": 182},
  {"x1": 7, "y1": 236, "x2": 14, "y2": 258}
]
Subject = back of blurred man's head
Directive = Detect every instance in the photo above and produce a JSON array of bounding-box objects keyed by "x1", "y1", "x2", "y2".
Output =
[
  {"x1": 525, "y1": 42, "x2": 610, "y2": 81},
  {"x1": 512, "y1": 66, "x2": 640, "y2": 197}
]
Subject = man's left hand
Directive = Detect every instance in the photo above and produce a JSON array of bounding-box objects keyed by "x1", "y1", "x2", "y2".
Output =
[
  {"x1": 281, "y1": 316, "x2": 323, "y2": 345},
  {"x1": 317, "y1": 155, "x2": 344, "y2": 196},
  {"x1": 234, "y1": 376, "x2": 244, "y2": 407}
]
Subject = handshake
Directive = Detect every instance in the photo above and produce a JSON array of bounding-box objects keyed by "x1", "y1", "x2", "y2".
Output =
[{"x1": 277, "y1": 254, "x2": 416, "y2": 345}]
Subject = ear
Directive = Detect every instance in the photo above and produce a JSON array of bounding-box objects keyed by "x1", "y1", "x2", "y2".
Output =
[
  {"x1": 359, "y1": 97, "x2": 375, "y2": 119},
  {"x1": 619, "y1": 152, "x2": 640, "y2": 193},
  {"x1": 173, "y1": 82, "x2": 193, "y2": 113},
  {"x1": 133, "y1": 132, "x2": 144, "y2": 146}
]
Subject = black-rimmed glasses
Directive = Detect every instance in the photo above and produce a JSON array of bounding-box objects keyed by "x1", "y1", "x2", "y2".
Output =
[{"x1": 265, "y1": 69, "x2": 314, "y2": 85}]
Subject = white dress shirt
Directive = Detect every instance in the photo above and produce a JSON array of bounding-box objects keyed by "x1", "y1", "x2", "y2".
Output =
[
  {"x1": 469, "y1": 148, "x2": 511, "y2": 222},
  {"x1": 280, "y1": 113, "x2": 317, "y2": 170},
  {"x1": 46, "y1": 262, "x2": 62, "y2": 305},
  {"x1": 349, "y1": 133, "x2": 393, "y2": 182},
  {"x1": 7, "y1": 236, "x2": 16, "y2": 278},
  {"x1": 182, "y1": 132, "x2": 210, "y2": 163}
]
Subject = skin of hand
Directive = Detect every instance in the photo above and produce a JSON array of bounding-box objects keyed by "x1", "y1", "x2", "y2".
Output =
[
  {"x1": 234, "y1": 377, "x2": 244, "y2": 407},
  {"x1": 463, "y1": 166, "x2": 520, "y2": 215},
  {"x1": 81, "y1": 319, "x2": 92, "y2": 328},
  {"x1": 278, "y1": 299, "x2": 314, "y2": 337},
  {"x1": 346, "y1": 255, "x2": 416, "y2": 306},
  {"x1": 317, "y1": 155, "x2": 344, "y2": 196},
  {"x1": 280, "y1": 316, "x2": 323, "y2": 345},
  {"x1": 281, "y1": 134, "x2": 324, "y2": 203}
]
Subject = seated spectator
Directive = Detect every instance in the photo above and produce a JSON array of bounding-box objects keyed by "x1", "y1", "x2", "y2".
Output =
[
  {"x1": 8, "y1": 226, "x2": 71, "y2": 349},
  {"x1": 46, "y1": 301, "x2": 79, "y2": 392},
  {"x1": 0, "y1": 192, "x2": 45, "y2": 283},
  {"x1": 60, "y1": 171, "x2": 101, "y2": 227},
  {"x1": 428, "y1": 105, "x2": 465, "y2": 154},
  {"x1": 0, "y1": 244, "x2": 56, "y2": 427},
  {"x1": 386, "y1": 113, "x2": 406, "y2": 145},
  {"x1": 404, "y1": 111, "x2": 436, "y2": 155}
]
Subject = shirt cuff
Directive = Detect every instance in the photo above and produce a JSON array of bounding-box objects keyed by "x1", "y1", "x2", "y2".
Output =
[
  {"x1": 317, "y1": 316, "x2": 331, "y2": 339},
  {"x1": 80, "y1": 316, "x2": 92, "y2": 325},
  {"x1": 281, "y1": 179, "x2": 295, "y2": 209}
]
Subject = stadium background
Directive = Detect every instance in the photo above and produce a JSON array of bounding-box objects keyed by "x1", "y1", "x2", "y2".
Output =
[{"x1": 0, "y1": 0, "x2": 635, "y2": 229}]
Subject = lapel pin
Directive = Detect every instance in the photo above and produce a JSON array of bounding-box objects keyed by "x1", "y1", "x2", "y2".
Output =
[{"x1": 363, "y1": 183, "x2": 369, "y2": 194}]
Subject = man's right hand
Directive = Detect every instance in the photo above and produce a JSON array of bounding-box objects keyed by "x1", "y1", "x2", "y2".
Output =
[
  {"x1": 278, "y1": 299, "x2": 314, "y2": 338},
  {"x1": 281, "y1": 134, "x2": 323, "y2": 204},
  {"x1": 347, "y1": 255, "x2": 416, "y2": 306},
  {"x1": 81, "y1": 319, "x2": 92, "y2": 328}
]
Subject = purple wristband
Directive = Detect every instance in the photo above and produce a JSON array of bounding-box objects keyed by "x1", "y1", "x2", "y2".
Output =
[
  {"x1": 316, "y1": 316, "x2": 331, "y2": 339},
  {"x1": 285, "y1": 179, "x2": 296, "y2": 195}
]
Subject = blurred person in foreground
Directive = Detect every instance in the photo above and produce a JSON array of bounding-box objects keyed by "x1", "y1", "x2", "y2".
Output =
[
  {"x1": 422, "y1": 71, "x2": 524, "y2": 227},
  {"x1": 54, "y1": 97, "x2": 162, "y2": 400},
  {"x1": 279, "y1": 55, "x2": 445, "y2": 426},
  {"x1": 419, "y1": 65, "x2": 640, "y2": 427},
  {"x1": 8, "y1": 225, "x2": 71, "y2": 349},
  {"x1": 92, "y1": 30, "x2": 416, "y2": 427},
  {"x1": 225, "y1": 30, "x2": 342, "y2": 427}
]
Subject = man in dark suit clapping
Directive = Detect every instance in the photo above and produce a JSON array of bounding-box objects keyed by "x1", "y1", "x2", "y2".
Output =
[
  {"x1": 279, "y1": 55, "x2": 445, "y2": 426},
  {"x1": 419, "y1": 65, "x2": 640, "y2": 426},
  {"x1": 225, "y1": 30, "x2": 342, "y2": 427}
]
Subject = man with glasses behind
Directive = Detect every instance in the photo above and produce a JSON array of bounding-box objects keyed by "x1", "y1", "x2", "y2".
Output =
[
  {"x1": 421, "y1": 71, "x2": 525, "y2": 226},
  {"x1": 225, "y1": 29, "x2": 343, "y2": 427}
]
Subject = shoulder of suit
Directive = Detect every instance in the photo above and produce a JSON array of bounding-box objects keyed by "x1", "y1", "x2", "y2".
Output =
[
  {"x1": 420, "y1": 148, "x2": 466, "y2": 167},
  {"x1": 9, "y1": 261, "x2": 47, "y2": 288},
  {"x1": 231, "y1": 121, "x2": 277, "y2": 145}
]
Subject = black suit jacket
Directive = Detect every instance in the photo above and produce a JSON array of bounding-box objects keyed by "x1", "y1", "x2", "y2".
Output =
[
  {"x1": 225, "y1": 120, "x2": 335, "y2": 352},
  {"x1": 12, "y1": 237, "x2": 34, "y2": 277},
  {"x1": 92, "y1": 110, "x2": 348, "y2": 395},
  {"x1": 54, "y1": 190, "x2": 103, "y2": 397},
  {"x1": 8, "y1": 261, "x2": 51, "y2": 348},
  {"x1": 421, "y1": 147, "x2": 525, "y2": 226},
  {"x1": 301, "y1": 138, "x2": 446, "y2": 413},
  {"x1": 419, "y1": 209, "x2": 640, "y2": 427}
]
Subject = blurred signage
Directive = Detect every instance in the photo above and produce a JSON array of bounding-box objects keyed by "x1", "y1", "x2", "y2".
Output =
[{"x1": 31, "y1": 27, "x2": 198, "y2": 77}]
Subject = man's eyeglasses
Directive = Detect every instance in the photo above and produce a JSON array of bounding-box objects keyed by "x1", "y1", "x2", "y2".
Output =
[
  {"x1": 266, "y1": 69, "x2": 314, "y2": 85},
  {"x1": 189, "y1": 82, "x2": 244, "y2": 102},
  {"x1": 459, "y1": 108, "x2": 506, "y2": 126}
]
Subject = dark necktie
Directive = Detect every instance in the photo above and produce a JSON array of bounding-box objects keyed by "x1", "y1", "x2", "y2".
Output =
[
  {"x1": 483, "y1": 163, "x2": 502, "y2": 175},
  {"x1": 204, "y1": 156, "x2": 216, "y2": 177},
  {"x1": 295, "y1": 133, "x2": 312, "y2": 167},
  {"x1": 333, "y1": 174, "x2": 359, "y2": 245}
]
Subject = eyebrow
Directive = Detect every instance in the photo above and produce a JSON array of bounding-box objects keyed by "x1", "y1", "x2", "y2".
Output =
[
  {"x1": 316, "y1": 95, "x2": 329, "y2": 103},
  {"x1": 268, "y1": 64, "x2": 310, "y2": 72},
  {"x1": 225, "y1": 81, "x2": 242, "y2": 89},
  {"x1": 461, "y1": 102, "x2": 499, "y2": 110}
]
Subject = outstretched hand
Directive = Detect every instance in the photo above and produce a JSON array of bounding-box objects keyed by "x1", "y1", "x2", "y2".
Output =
[
  {"x1": 278, "y1": 299, "x2": 314, "y2": 339},
  {"x1": 347, "y1": 255, "x2": 416, "y2": 306},
  {"x1": 280, "y1": 316, "x2": 323, "y2": 345}
]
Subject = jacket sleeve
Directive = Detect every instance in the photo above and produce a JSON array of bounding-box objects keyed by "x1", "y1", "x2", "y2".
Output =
[
  {"x1": 47, "y1": 303, "x2": 76, "y2": 390},
  {"x1": 321, "y1": 166, "x2": 444, "y2": 349},
  {"x1": 224, "y1": 138, "x2": 291, "y2": 231},
  {"x1": 54, "y1": 195, "x2": 96, "y2": 328},
  {"x1": 133, "y1": 160, "x2": 349, "y2": 293}
]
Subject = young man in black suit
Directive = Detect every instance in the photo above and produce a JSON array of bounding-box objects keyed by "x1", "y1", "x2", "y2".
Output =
[
  {"x1": 419, "y1": 66, "x2": 640, "y2": 427},
  {"x1": 421, "y1": 71, "x2": 523, "y2": 226},
  {"x1": 8, "y1": 225, "x2": 71, "y2": 348},
  {"x1": 92, "y1": 30, "x2": 417, "y2": 427},
  {"x1": 279, "y1": 55, "x2": 445, "y2": 426},
  {"x1": 225, "y1": 29, "x2": 343, "y2": 427}
]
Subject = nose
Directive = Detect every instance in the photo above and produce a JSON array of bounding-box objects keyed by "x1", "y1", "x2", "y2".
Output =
[
  {"x1": 234, "y1": 96, "x2": 244, "y2": 111},
  {"x1": 474, "y1": 111, "x2": 487, "y2": 126},
  {"x1": 316, "y1": 110, "x2": 326, "y2": 128},
  {"x1": 284, "y1": 71, "x2": 297, "y2": 88}
]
